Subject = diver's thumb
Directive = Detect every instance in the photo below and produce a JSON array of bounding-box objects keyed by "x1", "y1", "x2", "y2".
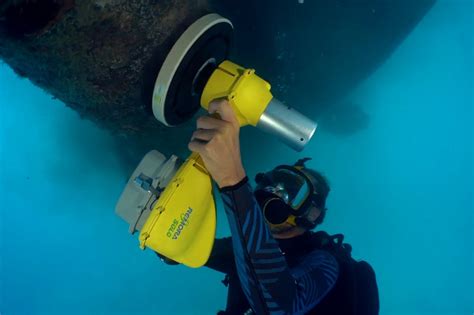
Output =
[{"x1": 209, "y1": 98, "x2": 239, "y2": 126}]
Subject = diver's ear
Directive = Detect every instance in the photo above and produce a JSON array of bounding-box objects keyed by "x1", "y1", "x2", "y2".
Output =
[{"x1": 308, "y1": 207, "x2": 322, "y2": 222}]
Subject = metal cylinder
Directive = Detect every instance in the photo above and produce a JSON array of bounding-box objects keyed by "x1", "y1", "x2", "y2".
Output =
[{"x1": 257, "y1": 98, "x2": 317, "y2": 151}]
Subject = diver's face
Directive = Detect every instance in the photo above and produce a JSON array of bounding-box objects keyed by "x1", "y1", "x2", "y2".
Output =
[
  {"x1": 269, "y1": 222, "x2": 305, "y2": 239},
  {"x1": 268, "y1": 206, "x2": 321, "y2": 239},
  {"x1": 255, "y1": 184, "x2": 321, "y2": 239},
  {"x1": 269, "y1": 222, "x2": 294, "y2": 234}
]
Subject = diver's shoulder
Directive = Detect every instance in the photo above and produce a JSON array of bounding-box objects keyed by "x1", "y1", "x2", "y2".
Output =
[{"x1": 301, "y1": 248, "x2": 340, "y2": 270}]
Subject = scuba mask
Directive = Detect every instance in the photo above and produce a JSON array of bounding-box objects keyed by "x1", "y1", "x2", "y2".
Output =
[{"x1": 254, "y1": 159, "x2": 326, "y2": 230}]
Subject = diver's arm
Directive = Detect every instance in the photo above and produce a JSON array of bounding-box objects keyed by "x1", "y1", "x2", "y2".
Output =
[
  {"x1": 204, "y1": 237, "x2": 236, "y2": 274},
  {"x1": 219, "y1": 176, "x2": 339, "y2": 315}
]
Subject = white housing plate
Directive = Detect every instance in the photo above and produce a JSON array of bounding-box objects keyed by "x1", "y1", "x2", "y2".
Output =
[{"x1": 152, "y1": 13, "x2": 233, "y2": 126}]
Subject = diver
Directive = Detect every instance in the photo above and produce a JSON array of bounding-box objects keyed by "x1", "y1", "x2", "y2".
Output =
[{"x1": 160, "y1": 99, "x2": 379, "y2": 314}]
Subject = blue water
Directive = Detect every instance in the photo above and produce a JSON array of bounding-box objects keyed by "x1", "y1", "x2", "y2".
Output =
[{"x1": 1, "y1": 1, "x2": 472, "y2": 314}]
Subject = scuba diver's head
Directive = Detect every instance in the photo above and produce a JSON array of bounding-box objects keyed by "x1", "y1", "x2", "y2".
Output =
[{"x1": 254, "y1": 157, "x2": 330, "y2": 238}]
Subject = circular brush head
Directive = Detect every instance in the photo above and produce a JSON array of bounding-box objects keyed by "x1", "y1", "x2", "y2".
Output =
[{"x1": 152, "y1": 14, "x2": 233, "y2": 126}]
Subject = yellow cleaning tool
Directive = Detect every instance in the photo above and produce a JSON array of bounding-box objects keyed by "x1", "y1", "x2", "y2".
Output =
[{"x1": 116, "y1": 13, "x2": 317, "y2": 268}]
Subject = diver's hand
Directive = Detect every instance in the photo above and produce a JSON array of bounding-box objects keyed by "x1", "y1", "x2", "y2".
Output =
[{"x1": 188, "y1": 99, "x2": 246, "y2": 188}]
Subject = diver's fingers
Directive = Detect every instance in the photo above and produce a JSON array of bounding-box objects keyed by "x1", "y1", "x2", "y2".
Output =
[
  {"x1": 209, "y1": 99, "x2": 239, "y2": 128},
  {"x1": 188, "y1": 138, "x2": 207, "y2": 154},
  {"x1": 191, "y1": 128, "x2": 217, "y2": 142},
  {"x1": 196, "y1": 115, "x2": 227, "y2": 130}
]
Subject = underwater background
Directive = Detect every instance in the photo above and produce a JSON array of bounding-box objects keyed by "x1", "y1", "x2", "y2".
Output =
[{"x1": 1, "y1": 0, "x2": 472, "y2": 314}]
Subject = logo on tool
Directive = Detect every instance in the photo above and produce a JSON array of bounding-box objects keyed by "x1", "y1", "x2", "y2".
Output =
[{"x1": 166, "y1": 207, "x2": 193, "y2": 240}]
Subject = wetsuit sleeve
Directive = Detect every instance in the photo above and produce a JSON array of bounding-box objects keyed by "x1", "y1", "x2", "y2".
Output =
[
  {"x1": 219, "y1": 177, "x2": 339, "y2": 315},
  {"x1": 204, "y1": 237, "x2": 235, "y2": 274}
]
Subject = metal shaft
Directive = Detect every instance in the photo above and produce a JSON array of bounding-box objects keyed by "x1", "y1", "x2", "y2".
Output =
[{"x1": 257, "y1": 98, "x2": 317, "y2": 151}]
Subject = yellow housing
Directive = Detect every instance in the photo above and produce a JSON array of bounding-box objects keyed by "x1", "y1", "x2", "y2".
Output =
[
  {"x1": 139, "y1": 152, "x2": 216, "y2": 268},
  {"x1": 201, "y1": 60, "x2": 274, "y2": 127}
]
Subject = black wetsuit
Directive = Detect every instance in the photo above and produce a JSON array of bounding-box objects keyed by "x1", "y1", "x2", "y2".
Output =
[{"x1": 205, "y1": 176, "x2": 339, "y2": 315}]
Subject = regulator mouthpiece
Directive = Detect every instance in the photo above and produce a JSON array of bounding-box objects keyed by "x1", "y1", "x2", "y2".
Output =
[{"x1": 258, "y1": 98, "x2": 317, "y2": 152}]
